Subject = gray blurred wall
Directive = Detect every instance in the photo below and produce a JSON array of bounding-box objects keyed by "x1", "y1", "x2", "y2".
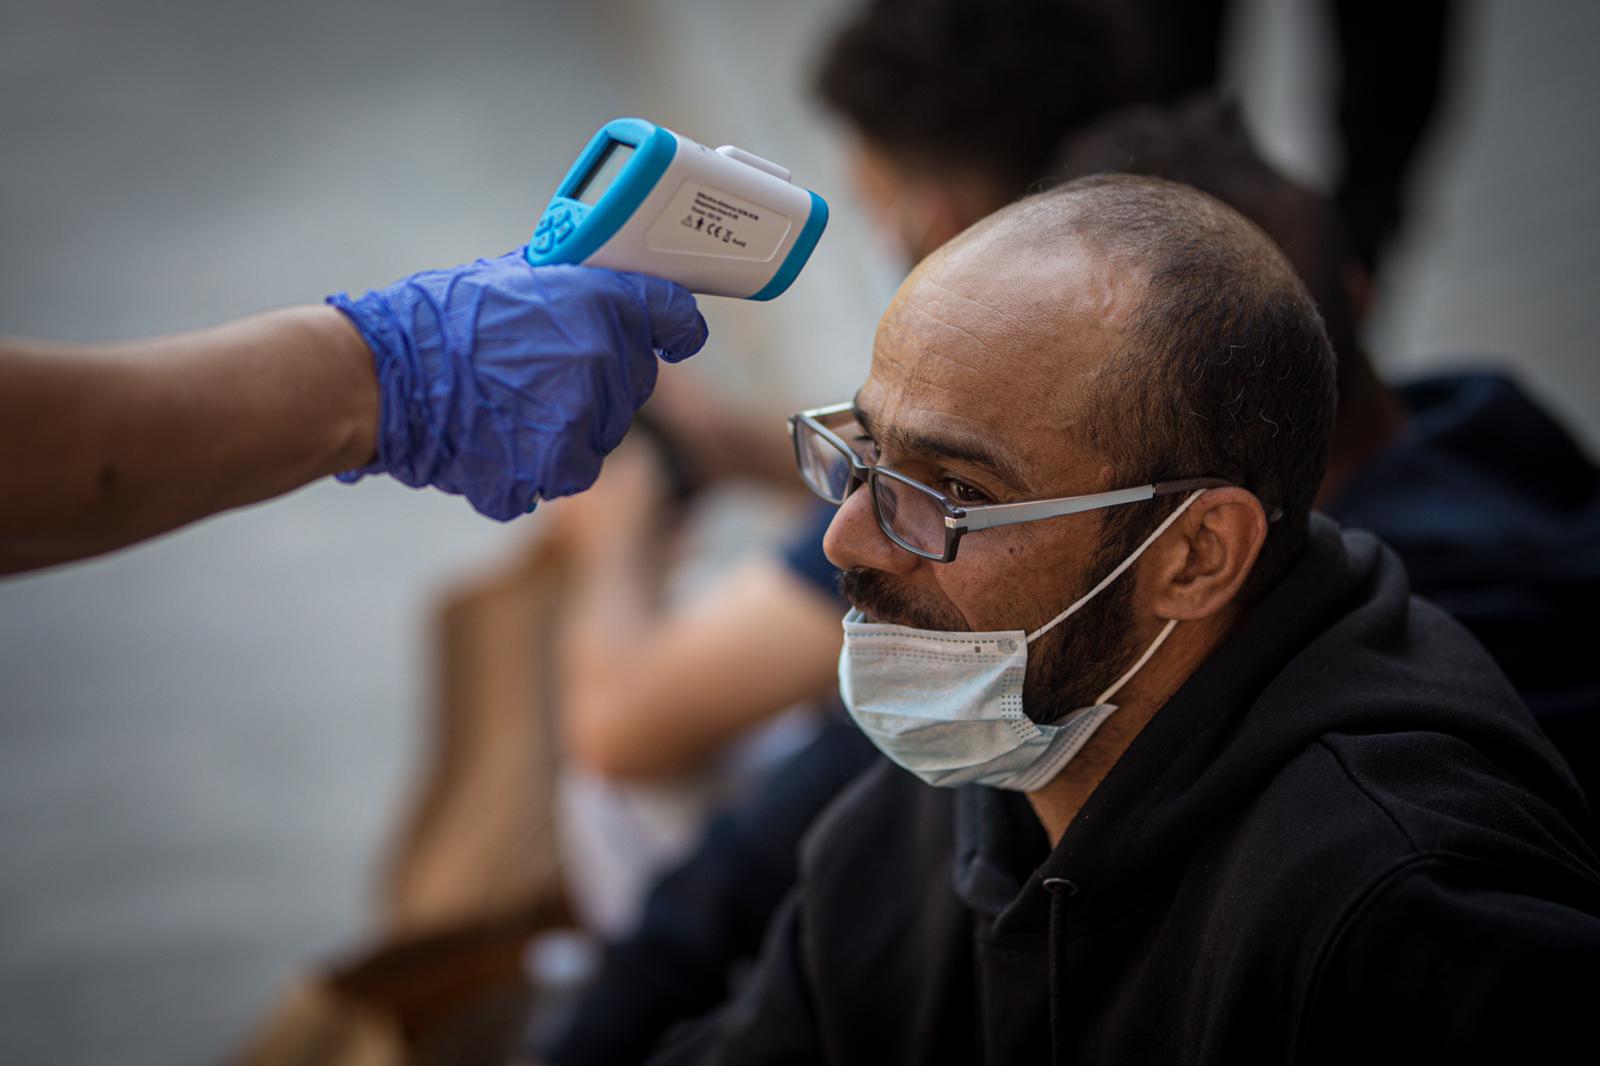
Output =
[{"x1": 1, "y1": 0, "x2": 1596, "y2": 1063}]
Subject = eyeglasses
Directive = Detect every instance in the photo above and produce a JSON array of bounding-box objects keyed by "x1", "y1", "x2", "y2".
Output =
[{"x1": 788, "y1": 401, "x2": 1234, "y2": 563}]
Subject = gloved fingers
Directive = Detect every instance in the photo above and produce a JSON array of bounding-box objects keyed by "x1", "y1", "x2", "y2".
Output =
[
  {"x1": 619, "y1": 336, "x2": 662, "y2": 415},
  {"x1": 468, "y1": 483, "x2": 529, "y2": 522},
  {"x1": 627, "y1": 273, "x2": 709, "y2": 363},
  {"x1": 538, "y1": 429, "x2": 607, "y2": 500},
  {"x1": 532, "y1": 354, "x2": 636, "y2": 501}
]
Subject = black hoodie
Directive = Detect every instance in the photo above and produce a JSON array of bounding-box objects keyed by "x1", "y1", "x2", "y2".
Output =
[
  {"x1": 650, "y1": 517, "x2": 1600, "y2": 1065},
  {"x1": 1326, "y1": 372, "x2": 1600, "y2": 811}
]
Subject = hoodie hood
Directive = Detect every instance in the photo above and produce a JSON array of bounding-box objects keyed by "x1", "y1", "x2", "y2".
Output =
[{"x1": 955, "y1": 514, "x2": 1593, "y2": 933}]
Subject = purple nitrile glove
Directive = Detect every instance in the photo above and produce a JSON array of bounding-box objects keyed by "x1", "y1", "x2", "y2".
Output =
[{"x1": 328, "y1": 254, "x2": 708, "y2": 519}]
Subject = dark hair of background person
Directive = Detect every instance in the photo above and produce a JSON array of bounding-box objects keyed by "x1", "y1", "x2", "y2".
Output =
[
  {"x1": 1055, "y1": 99, "x2": 1367, "y2": 404},
  {"x1": 814, "y1": 0, "x2": 1454, "y2": 268},
  {"x1": 1052, "y1": 96, "x2": 1407, "y2": 495},
  {"x1": 1021, "y1": 174, "x2": 1338, "y2": 602},
  {"x1": 812, "y1": 0, "x2": 1124, "y2": 198}
]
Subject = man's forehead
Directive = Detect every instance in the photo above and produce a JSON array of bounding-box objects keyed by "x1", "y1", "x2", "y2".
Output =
[
  {"x1": 882, "y1": 237, "x2": 1137, "y2": 367},
  {"x1": 855, "y1": 243, "x2": 1139, "y2": 481}
]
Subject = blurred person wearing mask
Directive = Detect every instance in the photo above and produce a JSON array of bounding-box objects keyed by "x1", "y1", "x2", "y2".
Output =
[
  {"x1": 649, "y1": 173, "x2": 1600, "y2": 1066},
  {"x1": 0, "y1": 256, "x2": 707, "y2": 574}
]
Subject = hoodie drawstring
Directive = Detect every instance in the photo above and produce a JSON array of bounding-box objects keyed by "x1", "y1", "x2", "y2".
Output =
[{"x1": 1043, "y1": 876, "x2": 1077, "y2": 1066}]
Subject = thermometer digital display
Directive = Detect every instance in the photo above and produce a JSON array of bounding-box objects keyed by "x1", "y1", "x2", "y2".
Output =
[{"x1": 527, "y1": 118, "x2": 829, "y2": 300}]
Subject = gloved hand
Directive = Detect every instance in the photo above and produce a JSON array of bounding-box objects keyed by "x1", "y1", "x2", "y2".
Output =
[{"x1": 327, "y1": 254, "x2": 708, "y2": 519}]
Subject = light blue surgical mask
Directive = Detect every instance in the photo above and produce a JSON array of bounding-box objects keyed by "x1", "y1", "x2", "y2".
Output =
[{"x1": 838, "y1": 491, "x2": 1204, "y2": 791}]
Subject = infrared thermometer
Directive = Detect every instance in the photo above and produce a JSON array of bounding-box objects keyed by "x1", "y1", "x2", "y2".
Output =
[{"x1": 526, "y1": 118, "x2": 829, "y2": 300}]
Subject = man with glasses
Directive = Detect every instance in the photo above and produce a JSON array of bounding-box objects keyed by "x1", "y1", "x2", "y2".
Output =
[{"x1": 647, "y1": 175, "x2": 1600, "y2": 1064}]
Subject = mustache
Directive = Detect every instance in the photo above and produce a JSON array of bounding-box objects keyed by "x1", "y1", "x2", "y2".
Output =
[{"x1": 837, "y1": 569, "x2": 968, "y2": 631}]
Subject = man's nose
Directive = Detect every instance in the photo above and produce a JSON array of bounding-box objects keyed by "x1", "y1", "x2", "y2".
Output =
[{"x1": 823, "y1": 482, "x2": 921, "y2": 575}]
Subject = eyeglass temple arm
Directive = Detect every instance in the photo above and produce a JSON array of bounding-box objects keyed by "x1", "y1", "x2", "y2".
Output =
[{"x1": 951, "y1": 478, "x2": 1235, "y2": 533}]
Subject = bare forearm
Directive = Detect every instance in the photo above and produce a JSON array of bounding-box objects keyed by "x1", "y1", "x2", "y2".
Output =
[
  {"x1": 560, "y1": 559, "x2": 845, "y2": 779},
  {"x1": 0, "y1": 306, "x2": 377, "y2": 573},
  {"x1": 560, "y1": 552, "x2": 660, "y2": 751}
]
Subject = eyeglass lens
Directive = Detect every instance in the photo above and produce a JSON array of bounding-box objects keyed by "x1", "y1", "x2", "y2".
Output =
[
  {"x1": 871, "y1": 473, "x2": 946, "y2": 556},
  {"x1": 795, "y1": 419, "x2": 948, "y2": 557},
  {"x1": 796, "y1": 420, "x2": 857, "y2": 503}
]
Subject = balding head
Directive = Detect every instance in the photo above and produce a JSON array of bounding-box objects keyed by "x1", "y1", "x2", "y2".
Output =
[{"x1": 890, "y1": 174, "x2": 1336, "y2": 597}]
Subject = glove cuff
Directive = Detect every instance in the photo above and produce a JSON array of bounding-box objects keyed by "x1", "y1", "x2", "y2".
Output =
[{"x1": 326, "y1": 291, "x2": 409, "y2": 484}]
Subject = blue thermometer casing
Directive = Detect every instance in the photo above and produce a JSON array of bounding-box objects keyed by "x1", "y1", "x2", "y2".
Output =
[{"x1": 526, "y1": 118, "x2": 828, "y2": 300}]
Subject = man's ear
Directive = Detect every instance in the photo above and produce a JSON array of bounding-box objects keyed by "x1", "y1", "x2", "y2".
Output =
[{"x1": 1145, "y1": 488, "x2": 1268, "y2": 622}]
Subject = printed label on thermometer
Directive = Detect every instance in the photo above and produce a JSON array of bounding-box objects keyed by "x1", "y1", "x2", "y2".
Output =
[{"x1": 645, "y1": 181, "x2": 793, "y2": 261}]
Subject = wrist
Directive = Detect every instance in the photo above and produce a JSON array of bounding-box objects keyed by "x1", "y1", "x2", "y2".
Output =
[{"x1": 309, "y1": 305, "x2": 381, "y2": 473}]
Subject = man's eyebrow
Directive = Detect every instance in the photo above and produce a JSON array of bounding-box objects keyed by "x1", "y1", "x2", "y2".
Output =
[{"x1": 851, "y1": 395, "x2": 1031, "y2": 493}]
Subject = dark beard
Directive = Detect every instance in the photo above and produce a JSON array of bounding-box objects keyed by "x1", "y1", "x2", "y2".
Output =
[
  {"x1": 837, "y1": 543, "x2": 1141, "y2": 726},
  {"x1": 1022, "y1": 547, "x2": 1140, "y2": 724}
]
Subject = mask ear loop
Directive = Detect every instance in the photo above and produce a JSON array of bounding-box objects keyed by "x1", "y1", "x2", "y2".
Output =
[
  {"x1": 1094, "y1": 617, "x2": 1179, "y2": 705},
  {"x1": 1025, "y1": 489, "x2": 1209, "y2": 645}
]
